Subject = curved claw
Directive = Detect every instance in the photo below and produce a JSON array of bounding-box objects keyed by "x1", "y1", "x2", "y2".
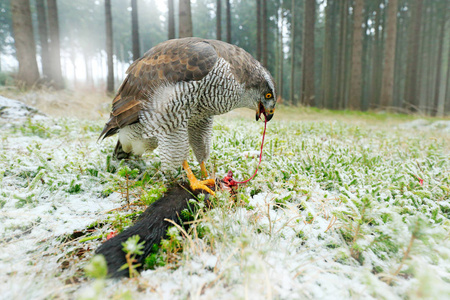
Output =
[
  {"x1": 190, "y1": 180, "x2": 215, "y2": 196},
  {"x1": 183, "y1": 160, "x2": 215, "y2": 196}
]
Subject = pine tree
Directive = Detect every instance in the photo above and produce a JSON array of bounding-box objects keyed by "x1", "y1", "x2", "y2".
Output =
[
  {"x1": 105, "y1": 0, "x2": 114, "y2": 93},
  {"x1": 432, "y1": 2, "x2": 447, "y2": 116},
  {"x1": 131, "y1": 0, "x2": 140, "y2": 60},
  {"x1": 256, "y1": 0, "x2": 262, "y2": 61},
  {"x1": 348, "y1": 0, "x2": 364, "y2": 110},
  {"x1": 11, "y1": 0, "x2": 40, "y2": 87},
  {"x1": 380, "y1": 0, "x2": 398, "y2": 109},
  {"x1": 216, "y1": 0, "x2": 222, "y2": 40},
  {"x1": 168, "y1": 0, "x2": 175, "y2": 39},
  {"x1": 47, "y1": 0, "x2": 64, "y2": 89},
  {"x1": 262, "y1": 0, "x2": 268, "y2": 67},
  {"x1": 290, "y1": 0, "x2": 296, "y2": 105},
  {"x1": 336, "y1": 0, "x2": 349, "y2": 109},
  {"x1": 36, "y1": 0, "x2": 51, "y2": 81},
  {"x1": 179, "y1": 0, "x2": 193, "y2": 38},
  {"x1": 404, "y1": 0, "x2": 424, "y2": 111},
  {"x1": 226, "y1": 0, "x2": 231, "y2": 43},
  {"x1": 301, "y1": 0, "x2": 315, "y2": 106}
]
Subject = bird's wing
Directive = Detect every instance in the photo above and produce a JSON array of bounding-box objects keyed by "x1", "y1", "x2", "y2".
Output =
[{"x1": 99, "y1": 38, "x2": 218, "y2": 140}]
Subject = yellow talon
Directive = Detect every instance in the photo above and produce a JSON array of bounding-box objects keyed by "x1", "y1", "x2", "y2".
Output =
[
  {"x1": 199, "y1": 178, "x2": 215, "y2": 186},
  {"x1": 183, "y1": 161, "x2": 215, "y2": 196}
]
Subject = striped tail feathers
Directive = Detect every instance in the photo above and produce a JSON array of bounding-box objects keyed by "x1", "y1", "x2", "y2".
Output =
[{"x1": 98, "y1": 117, "x2": 119, "y2": 142}]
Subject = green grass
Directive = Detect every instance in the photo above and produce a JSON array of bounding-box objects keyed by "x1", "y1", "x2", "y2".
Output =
[{"x1": 1, "y1": 111, "x2": 449, "y2": 299}]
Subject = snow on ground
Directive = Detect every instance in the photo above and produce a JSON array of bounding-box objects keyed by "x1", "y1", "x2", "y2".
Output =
[
  {"x1": 398, "y1": 118, "x2": 450, "y2": 133},
  {"x1": 1, "y1": 96, "x2": 450, "y2": 299},
  {"x1": 0, "y1": 95, "x2": 47, "y2": 123}
]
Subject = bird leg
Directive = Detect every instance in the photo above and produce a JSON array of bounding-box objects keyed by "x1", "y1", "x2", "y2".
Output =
[
  {"x1": 183, "y1": 161, "x2": 215, "y2": 196},
  {"x1": 200, "y1": 161, "x2": 209, "y2": 178}
]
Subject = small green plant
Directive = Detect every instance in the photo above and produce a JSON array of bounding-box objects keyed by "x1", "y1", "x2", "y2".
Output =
[
  {"x1": 160, "y1": 227, "x2": 183, "y2": 264},
  {"x1": 119, "y1": 235, "x2": 145, "y2": 278},
  {"x1": 85, "y1": 255, "x2": 108, "y2": 279},
  {"x1": 335, "y1": 194, "x2": 376, "y2": 264},
  {"x1": 108, "y1": 212, "x2": 141, "y2": 232},
  {"x1": 14, "y1": 194, "x2": 35, "y2": 208},
  {"x1": 82, "y1": 255, "x2": 108, "y2": 300},
  {"x1": 144, "y1": 226, "x2": 183, "y2": 270},
  {"x1": 106, "y1": 154, "x2": 116, "y2": 173},
  {"x1": 117, "y1": 166, "x2": 140, "y2": 206},
  {"x1": 144, "y1": 244, "x2": 166, "y2": 269},
  {"x1": 67, "y1": 179, "x2": 82, "y2": 194},
  {"x1": 141, "y1": 184, "x2": 167, "y2": 205},
  {"x1": 386, "y1": 217, "x2": 431, "y2": 285}
]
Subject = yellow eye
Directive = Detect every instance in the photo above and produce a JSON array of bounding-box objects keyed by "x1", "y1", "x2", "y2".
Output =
[{"x1": 265, "y1": 93, "x2": 272, "y2": 99}]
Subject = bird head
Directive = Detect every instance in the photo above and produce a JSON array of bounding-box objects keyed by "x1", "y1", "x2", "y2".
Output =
[
  {"x1": 256, "y1": 90, "x2": 276, "y2": 122},
  {"x1": 255, "y1": 72, "x2": 276, "y2": 122}
]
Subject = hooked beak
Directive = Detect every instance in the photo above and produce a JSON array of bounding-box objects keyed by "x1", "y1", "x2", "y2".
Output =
[{"x1": 256, "y1": 102, "x2": 275, "y2": 122}]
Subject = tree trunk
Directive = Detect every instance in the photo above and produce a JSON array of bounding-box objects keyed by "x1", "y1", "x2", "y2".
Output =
[
  {"x1": 393, "y1": 2, "x2": 406, "y2": 109},
  {"x1": 432, "y1": 6, "x2": 446, "y2": 117},
  {"x1": 320, "y1": 0, "x2": 331, "y2": 108},
  {"x1": 327, "y1": 0, "x2": 338, "y2": 109},
  {"x1": 83, "y1": 51, "x2": 93, "y2": 88},
  {"x1": 336, "y1": 0, "x2": 348, "y2": 109},
  {"x1": 131, "y1": 0, "x2": 140, "y2": 60},
  {"x1": 226, "y1": 0, "x2": 231, "y2": 43},
  {"x1": 290, "y1": 0, "x2": 296, "y2": 105},
  {"x1": 403, "y1": 0, "x2": 423, "y2": 111},
  {"x1": 262, "y1": 0, "x2": 268, "y2": 66},
  {"x1": 179, "y1": 0, "x2": 193, "y2": 38},
  {"x1": 348, "y1": 0, "x2": 363, "y2": 110},
  {"x1": 216, "y1": 0, "x2": 221, "y2": 40},
  {"x1": 36, "y1": 0, "x2": 51, "y2": 80},
  {"x1": 278, "y1": 5, "x2": 284, "y2": 101},
  {"x1": 301, "y1": 0, "x2": 315, "y2": 106},
  {"x1": 105, "y1": 0, "x2": 114, "y2": 93},
  {"x1": 380, "y1": 0, "x2": 398, "y2": 109},
  {"x1": 343, "y1": 5, "x2": 353, "y2": 108},
  {"x1": 445, "y1": 44, "x2": 450, "y2": 115},
  {"x1": 418, "y1": 0, "x2": 430, "y2": 112},
  {"x1": 168, "y1": 0, "x2": 175, "y2": 39},
  {"x1": 256, "y1": 0, "x2": 262, "y2": 61},
  {"x1": 370, "y1": 1, "x2": 382, "y2": 108},
  {"x1": 70, "y1": 48, "x2": 77, "y2": 88},
  {"x1": 119, "y1": 42, "x2": 125, "y2": 82},
  {"x1": 361, "y1": 4, "x2": 371, "y2": 110},
  {"x1": 426, "y1": 2, "x2": 437, "y2": 115},
  {"x1": 47, "y1": 0, "x2": 64, "y2": 89},
  {"x1": 11, "y1": 0, "x2": 40, "y2": 87}
]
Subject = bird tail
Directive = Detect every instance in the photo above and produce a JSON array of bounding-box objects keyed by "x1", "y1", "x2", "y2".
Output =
[
  {"x1": 98, "y1": 119, "x2": 119, "y2": 142},
  {"x1": 95, "y1": 183, "x2": 210, "y2": 278}
]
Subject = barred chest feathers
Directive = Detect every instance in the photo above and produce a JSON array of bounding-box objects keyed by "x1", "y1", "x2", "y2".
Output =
[{"x1": 142, "y1": 57, "x2": 249, "y2": 121}]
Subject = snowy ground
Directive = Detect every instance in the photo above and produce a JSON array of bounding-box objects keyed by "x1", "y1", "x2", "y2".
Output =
[{"x1": 1, "y1": 96, "x2": 450, "y2": 299}]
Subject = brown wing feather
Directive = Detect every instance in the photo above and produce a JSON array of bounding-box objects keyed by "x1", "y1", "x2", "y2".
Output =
[{"x1": 99, "y1": 38, "x2": 219, "y2": 140}]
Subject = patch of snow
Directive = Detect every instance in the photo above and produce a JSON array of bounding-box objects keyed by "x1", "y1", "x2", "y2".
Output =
[
  {"x1": 398, "y1": 118, "x2": 450, "y2": 132},
  {"x1": 0, "y1": 95, "x2": 47, "y2": 124}
]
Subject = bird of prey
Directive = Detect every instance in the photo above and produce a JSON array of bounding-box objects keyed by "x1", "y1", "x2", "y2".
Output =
[{"x1": 99, "y1": 37, "x2": 276, "y2": 195}]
